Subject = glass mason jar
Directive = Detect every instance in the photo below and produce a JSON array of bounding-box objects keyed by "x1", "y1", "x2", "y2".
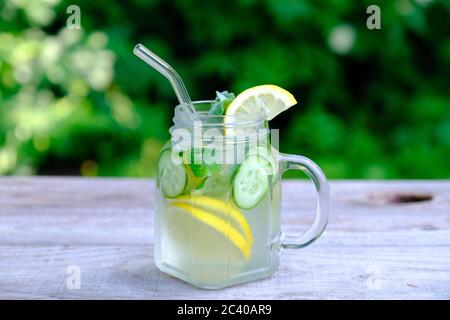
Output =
[{"x1": 155, "y1": 101, "x2": 329, "y2": 289}]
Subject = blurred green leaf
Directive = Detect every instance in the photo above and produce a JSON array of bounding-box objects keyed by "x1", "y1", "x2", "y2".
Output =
[{"x1": 0, "y1": 0, "x2": 449, "y2": 178}]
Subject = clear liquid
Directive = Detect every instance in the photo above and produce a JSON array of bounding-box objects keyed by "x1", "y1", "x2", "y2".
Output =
[{"x1": 155, "y1": 146, "x2": 282, "y2": 289}]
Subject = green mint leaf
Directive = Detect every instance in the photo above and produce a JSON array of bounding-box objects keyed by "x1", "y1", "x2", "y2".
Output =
[
  {"x1": 209, "y1": 90, "x2": 235, "y2": 115},
  {"x1": 187, "y1": 148, "x2": 208, "y2": 177},
  {"x1": 209, "y1": 102, "x2": 224, "y2": 115}
]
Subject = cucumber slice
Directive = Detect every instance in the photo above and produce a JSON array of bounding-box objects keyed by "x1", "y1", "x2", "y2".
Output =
[
  {"x1": 247, "y1": 146, "x2": 277, "y2": 176},
  {"x1": 158, "y1": 149, "x2": 187, "y2": 198},
  {"x1": 157, "y1": 148, "x2": 173, "y2": 174},
  {"x1": 233, "y1": 155, "x2": 271, "y2": 209}
]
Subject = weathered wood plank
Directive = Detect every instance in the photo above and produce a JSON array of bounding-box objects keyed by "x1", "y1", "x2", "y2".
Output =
[
  {"x1": 0, "y1": 245, "x2": 448, "y2": 299},
  {"x1": 0, "y1": 177, "x2": 449, "y2": 299}
]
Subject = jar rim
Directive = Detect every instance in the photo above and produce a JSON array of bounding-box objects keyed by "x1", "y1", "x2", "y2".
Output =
[{"x1": 174, "y1": 100, "x2": 267, "y2": 126}]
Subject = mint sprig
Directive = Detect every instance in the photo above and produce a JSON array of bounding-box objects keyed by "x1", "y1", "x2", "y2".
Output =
[{"x1": 209, "y1": 91, "x2": 235, "y2": 115}]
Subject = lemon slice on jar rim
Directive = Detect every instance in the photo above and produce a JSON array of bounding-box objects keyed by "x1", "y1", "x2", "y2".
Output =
[{"x1": 225, "y1": 84, "x2": 297, "y2": 121}]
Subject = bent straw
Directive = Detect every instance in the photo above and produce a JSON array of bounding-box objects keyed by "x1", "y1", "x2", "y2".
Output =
[{"x1": 133, "y1": 44, "x2": 197, "y2": 119}]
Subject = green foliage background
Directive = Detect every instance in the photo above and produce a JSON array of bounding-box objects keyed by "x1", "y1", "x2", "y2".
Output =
[{"x1": 0, "y1": 0, "x2": 449, "y2": 178}]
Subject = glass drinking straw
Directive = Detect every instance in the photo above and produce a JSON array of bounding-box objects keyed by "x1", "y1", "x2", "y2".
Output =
[{"x1": 133, "y1": 44, "x2": 198, "y2": 119}]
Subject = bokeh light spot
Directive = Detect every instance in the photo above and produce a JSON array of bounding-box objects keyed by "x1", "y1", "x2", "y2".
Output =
[{"x1": 328, "y1": 24, "x2": 356, "y2": 55}]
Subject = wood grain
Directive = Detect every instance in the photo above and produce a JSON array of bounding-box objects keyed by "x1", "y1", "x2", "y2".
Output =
[{"x1": 0, "y1": 177, "x2": 449, "y2": 299}]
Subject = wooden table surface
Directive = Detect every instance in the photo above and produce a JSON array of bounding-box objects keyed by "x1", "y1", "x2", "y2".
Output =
[{"x1": 0, "y1": 177, "x2": 449, "y2": 299}]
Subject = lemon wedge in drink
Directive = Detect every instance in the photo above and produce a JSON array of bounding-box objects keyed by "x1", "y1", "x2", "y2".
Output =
[
  {"x1": 170, "y1": 195, "x2": 253, "y2": 259},
  {"x1": 176, "y1": 195, "x2": 253, "y2": 245},
  {"x1": 225, "y1": 84, "x2": 297, "y2": 121}
]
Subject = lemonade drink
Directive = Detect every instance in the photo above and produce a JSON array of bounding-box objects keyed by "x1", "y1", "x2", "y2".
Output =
[
  {"x1": 154, "y1": 86, "x2": 328, "y2": 289},
  {"x1": 155, "y1": 101, "x2": 283, "y2": 288}
]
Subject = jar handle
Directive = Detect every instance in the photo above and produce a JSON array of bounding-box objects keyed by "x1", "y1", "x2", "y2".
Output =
[{"x1": 277, "y1": 153, "x2": 330, "y2": 249}]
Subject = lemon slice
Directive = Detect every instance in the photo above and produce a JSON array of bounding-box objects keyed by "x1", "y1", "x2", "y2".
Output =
[
  {"x1": 225, "y1": 84, "x2": 297, "y2": 121},
  {"x1": 170, "y1": 201, "x2": 252, "y2": 259},
  {"x1": 170, "y1": 195, "x2": 253, "y2": 259},
  {"x1": 176, "y1": 195, "x2": 253, "y2": 246}
]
